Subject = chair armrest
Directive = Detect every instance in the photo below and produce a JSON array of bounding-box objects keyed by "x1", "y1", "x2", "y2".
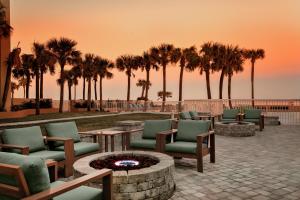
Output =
[
  {"x1": 126, "y1": 128, "x2": 144, "y2": 134},
  {"x1": 78, "y1": 131, "x2": 102, "y2": 136},
  {"x1": 157, "y1": 129, "x2": 177, "y2": 136},
  {"x1": 22, "y1": 169, "x2": 113, "y2": 200},
  {"x1": 197, "y1": 130, "x2": 214, "y2": 138},
  {"x1": 45, "y1": 137, "x2": 73, "y2": 142},
  {"x1": 156, "y1": 129, "x2": 177, "y2": 152},
  {"x1": 0, "y1": 144, "x2": 29, "y2": 155}
]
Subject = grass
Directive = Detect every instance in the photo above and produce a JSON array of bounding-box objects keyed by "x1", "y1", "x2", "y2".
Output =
[{"x1": 0, "y1": 113, "x2": 170, "y2": 133}]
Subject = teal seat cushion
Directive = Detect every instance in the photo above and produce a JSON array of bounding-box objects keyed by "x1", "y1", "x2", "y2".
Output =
[
  {"x1": 45, "y1": 121, "x2": 81, "y2": 147},
  {"x1": 130, "y1": 139, "x2": 156, "y2": 149},
  {"x1": 0, "y1": 152, "x2": 50, "y2": 198},
  {"x1": 176, "y1": 120, "x2": 210, "y2": 142},
  {"x1": 244, "y1": 109, "x2": 262, "y2": 119},
  {"x1": 243, "y1": 118, "x2": 259, "y2": 123},
  {"x1": 29, "y1": 150, "x2": 65, "y2": 161},
  {"x1": 2, "y1": 126, "x2": 46, "y2": 153},
  {"x1": 165, "y1": 141, "x2": 207, "y2": 154},
  {"x1": 142, "y1": 120, "x2": 172, "y2": 139},
  {"x1": 223, "y1": 109, "x2": 239, "y2": 119},
  {"x1": 179, "y1": 112, "x2": 192, "y2": 120},
  {"x1": 51, "y1": 181, "x2": 103, "y2": 200},
  {"x1": 189, "y1": 111, "x2": 198, "y2": 119},
  {"x1": 54, "y1": 142, "x2": 99, "y2": 156}
]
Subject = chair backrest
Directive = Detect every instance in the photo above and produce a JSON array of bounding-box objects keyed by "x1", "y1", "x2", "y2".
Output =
[
  {"x1": 223, "y1": 109, "x2": 239, "y2": 119},
  {"x1": 45, "y1": 121, "x2": 81, "y2": 147},
  {"x1": 179, "y1": 112, "x2": 192, "y2": 120},
  {"x1": 0, "y1": 152, "x2": 51, "y2": 200},
  {"x1": 142, "y1": 120, "x2": 172, "y2": 139},
  {"x1": 2, "y1": 126, "x2": 46, "y2": 153},
  {"x1": 176, "y1": 120, "x2": 210, "y2": 142},
  {"x1": 189, "y1": 111, "x2": 198, "y2": 119},
  {"x1": 244, "y1": 109, "x2": 262, "y2": 119}
]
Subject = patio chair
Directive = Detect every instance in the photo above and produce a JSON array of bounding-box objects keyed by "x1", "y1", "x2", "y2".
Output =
[
  {"x1": 179, "y1": 111, "x2": 192, "y2": 120},
  {"x1": 126, "y1": 119, "x2": 173, "y2": 151},
  {"x1": 0, "y1": 152, "x2": 112, "y2": 200},
  {"x1": 242, "y1": 109, "x2": 264, "y2": 131},
  {"x1": 0, "y1": 126, "x2": 74, "y2": 177},
  {"x1": 221, "y1": 109, "x2": 240, "y2": 122},
  {"x1": 45, "y1": 121, "x2": 101, "y2": 161},
  {"x1": 158, "y1": 120, "x2": 215, "y2": 172}
]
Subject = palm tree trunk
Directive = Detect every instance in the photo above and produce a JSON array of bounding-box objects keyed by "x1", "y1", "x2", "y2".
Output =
[
  {"x1": 251, "y1": 61, "x2": 255, "y2": 107},
  {"x1": 205, "y1": 70, "x2": 212, "y2": 99},
  {"x1": 68, "y1": 84, "x2": 72, "y2": 101},
  {"x1": 74, "y1": 85, "x2": 77, "y2": 100},
  {"x1": 145, "y1": 70, "x2": 150, "y2": 101},
  {"x1": 1, "y1": 64, "x2": 12, "y2": 111},
  {"x1": 99, "y1": 77, "x2": 103, "y2": 111},
  {"x1": 23, "y1": 86, "x2": 26, "y2": 98},
  {"x1": 228, "y1": 74, "x2": 232, "y2": 109},
  {"x1": 59, "y1": 66, "x2": 64, "y2": 113},
  {"x1": 219, "y1": 68, "x2": 225, "y2": 99},
  {"x1": 94, "y1": 79, "x2": 97, "y2": 100},
  {"x1": 35, "y1": 69, "x2": 40, "y2": 115},
  {"x1": 87, "y1": 78, "x2": 92, "y2": 111},
  {"x1": 26, "y1": 74, "x2": 30, "y2": 98},
  {"x1": 40, "y1": 70, "x2": 44, "y2": 99},
  {"x1": 11, "y1": 91, "x2": 14, "y2": 108},
  {"x1": 162, "y1": 65, "x2": 167, "y2": 112},
  {"x1": 127, "y1": 73, "x2": 131, "y2": 102},
  {"x1": 83, "y1": 77, "x2": 86, "y2": 100},
  {"x1": 178, "y1": 66, "x2": 184, "y2": 112},
  {"x1": 141, "y1": 86, "x2": 145, "y2": 98}
]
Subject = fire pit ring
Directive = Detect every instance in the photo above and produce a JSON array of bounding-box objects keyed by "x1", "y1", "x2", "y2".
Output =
[{"x1": 73, "y1": 151, "x2": 175, "y2": 200}]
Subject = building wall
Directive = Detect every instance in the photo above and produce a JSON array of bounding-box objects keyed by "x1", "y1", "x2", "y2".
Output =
[{"x1": 0, "y1": 0, "x2": 11, "y2": 111}]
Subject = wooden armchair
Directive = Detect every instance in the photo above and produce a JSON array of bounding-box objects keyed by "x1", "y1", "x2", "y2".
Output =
[
  {"x1": 221, "y1": 109, "x2": 240, "y2": 122},
  {"x1": 0, "y1": 152, "x2": 112, "y2": 200},
  {"x1": 0, "y1": 126, "x2": 74, "y2": 177},
  {"x1": 158, "y1": 120, "x2": 215, "y2": 172},
  {"x1": 241, "y1": 109, "x2": 264, "y2": 131}
]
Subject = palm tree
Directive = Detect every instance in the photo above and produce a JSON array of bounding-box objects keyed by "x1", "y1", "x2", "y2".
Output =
[
  {"x1": 18, "y1": 77, "x2": 28, "y2": 98},
  {"x1": 116, "y1": 55, "x2": 141, "y2": 103},
  {"x1": 243, "y1": 49, "x2": 265, "y2": 106},
  {"x1": 140, "y1": 52, "x2": 158, "y2": 101},
  {"x1": 1, "y1": 47, "x2": 21, "y2": 111},
  {"x1": 82, "y1": 54, "x2": 96, "y2": 111},
  {"x1": 94, "y1": 56, "x2": 114, "y2": 111},
  {"x1": 47, "y1": 37, "x2": 81, "y2": 113},
  {"x1": 20, "y1": 54, "x2": 34, "y2": 98},
  {"x1": 157, "y1": 91, "x2": 172, "y2": 100},
  {"x1": 170, "y1": 46, "x2": 199, "y2": 111},
  {"x1": 70, "y1": 65, "x2": 82, "y2": 100},
  {"x1": 136, "y1": 79, "x2": 149, "y2": 99},
  {"x1": 224, "y1": 45, "x2": 245, "y2": 108},
  {"x1": 150, "y1": 44, "x2": 175, "y2": 111},
  {"x1": 10, "y1": 81, "x2": 19, "y2": 108}
]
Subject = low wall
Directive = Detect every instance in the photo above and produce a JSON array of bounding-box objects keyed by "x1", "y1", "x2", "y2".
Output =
[{"x1": 0, "y1": 108, "x2": 59, "y2": 119}]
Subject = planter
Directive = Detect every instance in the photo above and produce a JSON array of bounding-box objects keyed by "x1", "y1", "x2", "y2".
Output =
[{"x1": 0, "y1": 108, "x2": 58, "y2": 119}]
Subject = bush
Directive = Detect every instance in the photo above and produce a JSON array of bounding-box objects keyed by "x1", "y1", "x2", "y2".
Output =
[
  {"x1": 11, "y1": 99, "x2": 52, "y2": 111},
  {"x1": 73, "y1": 100, "x2": 95, "y2": 108}
]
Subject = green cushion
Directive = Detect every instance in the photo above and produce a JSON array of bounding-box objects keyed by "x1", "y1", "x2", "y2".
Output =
[
  {"x1": 54, "y1": 142, "x2": 99, "y2": 156},
  {"x1": 243, "y1": 119, "x2": 259, "y2": 123},
  {"x1": 244, "y1": 109, "x2": 262, "y2": 119},
  {"x1": 51, "y1": 181, "x2": 103, "y2": 200},
  {"x1": 45, "y1": 121, "x2": 81, "y2": 147},
  {"x1": 142, "y1": 120, "x2": 172, "y2": 139},
  {"x1": 165, "y1": 141, "x2": 207, "y2": 154},
  {"x1": 223, "y1": 109, "x2": 239, "y2": 119},
  {"x1": 0, "y1": 152, "x2": 50, "y2": 199},
  {"x1": 130, "y1": 139, "x2": 156, "y2": 149},
  {"x1": 2, "y1": 126, "x2": 46, "y2": 153},
  {"x1": 176, "y1": 120, "x2": 210, "y2": 142},
  {"x1": 29, "y1": 150, "x2": 65, "y2": 161},
  {"x1": 179, "y1": 112, "x2": 192, "y2": 120},
  {"x1": 189, "y1": 111, "x2": 198, "y2": 118}
]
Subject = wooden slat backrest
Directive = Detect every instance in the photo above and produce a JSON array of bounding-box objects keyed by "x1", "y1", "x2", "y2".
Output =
[{"x1": 0, "y1": 163, "x2": 30, "y2": 198}]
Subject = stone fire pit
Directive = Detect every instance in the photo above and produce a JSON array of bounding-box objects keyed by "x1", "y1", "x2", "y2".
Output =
[
  {"x1": 73, "y1": 151, "x2": 175, "y2": 200},
  {"x1": 215, "y1": 121, "x2": 256, "y2": 137}
]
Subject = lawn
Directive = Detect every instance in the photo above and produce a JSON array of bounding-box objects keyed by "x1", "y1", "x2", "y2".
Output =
[{"x1": 0, "y1": 112, "x2": 170, "y2": 132}]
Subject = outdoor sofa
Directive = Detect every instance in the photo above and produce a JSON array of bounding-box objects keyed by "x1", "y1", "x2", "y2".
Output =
[{"x1": 0, "y1": 152, "x2": 112, "y2": 200}]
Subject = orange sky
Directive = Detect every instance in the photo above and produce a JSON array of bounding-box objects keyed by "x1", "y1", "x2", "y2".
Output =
[{"x1": 11, "y1": 0, "x2": 300, "y2": 100}]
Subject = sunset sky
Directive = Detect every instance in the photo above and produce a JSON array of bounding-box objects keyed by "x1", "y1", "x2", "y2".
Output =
[{"x1": 11, "y1": 0, "x2": 300, "y2": 100}]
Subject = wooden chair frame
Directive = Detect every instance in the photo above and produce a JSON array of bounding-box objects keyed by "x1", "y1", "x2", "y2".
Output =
[
  {"x1": 0, "y1": 162, "x2": 112, "y2": 200},
  {"x1": 158, "y1": 130, "x2": 215, "y2": 173},
  {"x1": 240, "y1": 114, "x2": 265, "y2": 131}
]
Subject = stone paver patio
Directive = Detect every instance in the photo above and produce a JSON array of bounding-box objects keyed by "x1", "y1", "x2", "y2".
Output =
[
  {"x1": 74, "y1": 125, "x2": 300, "y2": 199},
  {"x1": 169, "y1": 125, "x2": 300, "y2": 200}
]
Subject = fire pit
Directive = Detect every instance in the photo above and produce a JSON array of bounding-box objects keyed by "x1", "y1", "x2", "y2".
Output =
[
  {"x1": 215, "y1": 121, "x2": 256, "y2": 137},
  {"x1": 73, "y1": 151, "x2": 175, "y2": 200}
]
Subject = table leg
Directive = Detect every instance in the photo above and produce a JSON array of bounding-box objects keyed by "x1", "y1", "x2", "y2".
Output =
[
  {"x1": 111, "y1": 135, "x2": 115, "y2": 152},
  {"x1": 105, "y1": 136, "x2": 108, "y2": 152}
]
